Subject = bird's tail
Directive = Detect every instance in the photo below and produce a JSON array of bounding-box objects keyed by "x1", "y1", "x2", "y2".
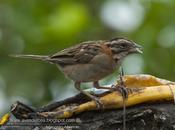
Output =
[{"x1": 10, "y1": 54, "x2": 50, "y2": 61}]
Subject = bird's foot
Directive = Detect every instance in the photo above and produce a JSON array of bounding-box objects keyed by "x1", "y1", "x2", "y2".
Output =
[
  {"x1": 92, "y1": 96, "x2": 104, "y2": 109},
  {"x1": 111, "y1": 85, "x2": 130, "y2": 99}
]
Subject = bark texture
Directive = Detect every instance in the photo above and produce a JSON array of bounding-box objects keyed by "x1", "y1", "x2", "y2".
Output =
[{"x1": 1, "y1": 93, "x2": 175, "y2": 130}]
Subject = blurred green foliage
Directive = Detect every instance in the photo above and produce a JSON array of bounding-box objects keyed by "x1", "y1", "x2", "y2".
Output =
[{"x1": 0, "y1": 0, "x2": 175, "y2": 115}]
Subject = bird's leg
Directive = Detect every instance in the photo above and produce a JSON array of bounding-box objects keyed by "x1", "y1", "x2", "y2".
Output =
[
  {"x1": 74, "y1": 82, "x2": 103, "y2": 109},
  {"x1": 93, "y1": 81, "x2": 112, "y2": 90},
  {"x1": 119, "y1": 71, "x2": 127, "y2": 130},
  {"x1": 113, "y1": 67, "x2": 127, "y2": 130},
  {"x1": 112, "y1": 68, "x2": 129, "y2": 98}
]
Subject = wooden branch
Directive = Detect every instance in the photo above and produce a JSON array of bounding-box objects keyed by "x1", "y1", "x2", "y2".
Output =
[
  {"x1": 1, "y1": 74, "x2": 175, "y2": 130},
  {"x1": 4, "y1": 98, "x2": 175, "y2": 130}
]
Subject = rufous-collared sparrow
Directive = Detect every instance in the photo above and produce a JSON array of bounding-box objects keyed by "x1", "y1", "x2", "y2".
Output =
[{"x1": 11, "y1": 37, "x2": 142, "y2": 107}]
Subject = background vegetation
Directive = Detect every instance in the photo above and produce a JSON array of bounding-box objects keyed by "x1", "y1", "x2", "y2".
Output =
[{"x1": 0, "y1": 0, "x2": 175, "y2": 115}]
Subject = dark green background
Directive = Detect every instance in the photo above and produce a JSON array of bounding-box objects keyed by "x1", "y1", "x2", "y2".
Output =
[{"x1": 0, "y1": 0, "x2": 175, "y2": 115}]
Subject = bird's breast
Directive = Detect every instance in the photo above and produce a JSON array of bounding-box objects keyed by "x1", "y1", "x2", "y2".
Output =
[{"x1": 61, "y1": 54, "x2": 118, "y2": 82}]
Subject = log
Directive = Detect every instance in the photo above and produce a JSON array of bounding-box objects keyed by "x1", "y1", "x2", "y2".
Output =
[
  {"x1": 1, "y1": 74, "x2": 175, "y2": 130},
  {"x1": 1, "y1": 94, "x2": 175, "y2": 130}
]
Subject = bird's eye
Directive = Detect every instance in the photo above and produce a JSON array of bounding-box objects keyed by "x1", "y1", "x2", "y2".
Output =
[{"x1": 120, "y1": 44, "x2": 128, "y2": 48}]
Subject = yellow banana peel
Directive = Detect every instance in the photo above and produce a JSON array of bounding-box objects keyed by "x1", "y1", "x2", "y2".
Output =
[
  {"x1": 122, "y1": 74, "x2": 175, "y2": 87},
  {"x1": 39, "y1": 74, "x2": 175, "y2": 119},
  {"x1": 0, "y1": 113, "x2": 10, "y2": 126}
]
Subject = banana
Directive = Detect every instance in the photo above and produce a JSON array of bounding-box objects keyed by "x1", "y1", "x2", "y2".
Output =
[{"x1": 38, "y1": 74, "x2": 175, "y2": 119}]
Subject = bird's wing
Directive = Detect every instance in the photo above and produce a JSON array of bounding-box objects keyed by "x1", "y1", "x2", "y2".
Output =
[{"x1": 49, "y1": 41, "x2": 105, "y2": 66}]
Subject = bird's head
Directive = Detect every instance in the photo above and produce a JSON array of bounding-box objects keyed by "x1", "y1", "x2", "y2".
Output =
[{"x1": 106, "y1": 38, "x2": 143, "y2": 61}]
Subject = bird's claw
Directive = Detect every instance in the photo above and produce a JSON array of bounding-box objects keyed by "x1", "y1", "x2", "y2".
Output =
[
  {"x1": 117, "y1": 86, "x2": 129, "y2": 99},
  {"x1": 92, "y1": 96, "x2": 104, "y2": 109},
  {"x1": 110, "y1": 85, "x2": 130, "y2": 99}
]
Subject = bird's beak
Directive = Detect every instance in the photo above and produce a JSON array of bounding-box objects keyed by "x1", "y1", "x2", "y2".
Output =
[
  {"x1": 131, "y1": 43, "x2": 143, "y2": 54},
  {"x1": 135, "y1": 47, "x2": 143, "y2": 54}
]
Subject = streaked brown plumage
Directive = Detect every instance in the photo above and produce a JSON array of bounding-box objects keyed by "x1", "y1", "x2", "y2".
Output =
[{"x1": 11, "y1": 38, "x2": 142, "y2": 107}]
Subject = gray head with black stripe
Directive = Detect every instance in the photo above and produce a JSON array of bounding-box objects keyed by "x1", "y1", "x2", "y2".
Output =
[{"x1": 106, "y1": 38, "x2": 143, "y2": 61}]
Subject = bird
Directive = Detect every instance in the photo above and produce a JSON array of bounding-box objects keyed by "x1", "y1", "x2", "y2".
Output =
[{"x1": 11, "y1": 37, "x2": 142, "y2": 108}]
